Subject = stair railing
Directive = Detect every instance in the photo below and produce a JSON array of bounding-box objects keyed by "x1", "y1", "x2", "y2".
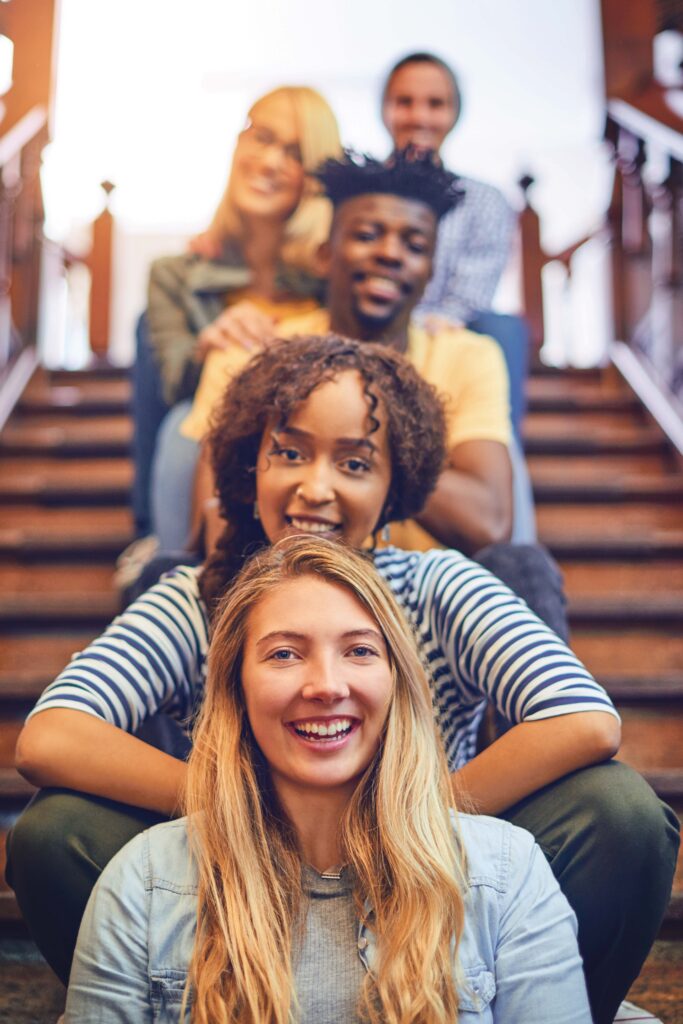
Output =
[
  {"x1": 604, "y1": 98, "x2": 683, "y2": 455},
  {"x1": 0, "y1": 104, "x2": 48, "y2": 429}
]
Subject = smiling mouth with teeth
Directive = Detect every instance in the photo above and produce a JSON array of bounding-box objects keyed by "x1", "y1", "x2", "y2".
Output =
[
  {"x1": 287, "y1": 517, "x2": 342, "y2": 535},
  {"x1": 292, "y1": 718, "x2": 354, "y2": 741}
]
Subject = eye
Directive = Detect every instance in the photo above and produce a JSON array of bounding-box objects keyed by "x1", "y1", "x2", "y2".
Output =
[
  {"x1": 268, "y1": 440, "x2": 304, "y2": 463},
  {"x1": 428, "y1": 97, "x2": 446, "y2": 109},
  {"x1": 340, "y1": 456, "x2": 371, "y2": 474},
  {"x1": 353, "y1": 227, "x2": 377, "y2": 242},
  {"x1": 407, "y1": 238, "x2": 428, "y2": 254},
  {"x1": 347, "y1": 644, "x2": 379, "y2": 659},
  {"x1": 268, "y1": 648, "x2": 298, "y2": 662}
]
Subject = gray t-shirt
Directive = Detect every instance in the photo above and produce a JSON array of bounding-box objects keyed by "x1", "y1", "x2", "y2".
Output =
[{"x1": 295, "y1": 866, "x2": 366, "y2": 1023}]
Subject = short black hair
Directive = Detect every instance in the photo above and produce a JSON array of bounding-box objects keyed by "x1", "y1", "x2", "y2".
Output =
[
  {"x1": 315, "y1": 149, "x2": 463, "y2": 222},
  {"x1": 382, "y1": 52, "x2": 462, "y2": 123}
]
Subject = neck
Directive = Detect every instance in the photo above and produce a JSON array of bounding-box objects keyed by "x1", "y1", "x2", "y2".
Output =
[
  {"x1": 274, "y1": 778, "x2": 354, "y2": 873},
  {"x1": 328, "y1": 305, "x2": 410, "y2": 354},
  {"x1": 240, "y1": 215, "x2": 287, "y2": 299}
]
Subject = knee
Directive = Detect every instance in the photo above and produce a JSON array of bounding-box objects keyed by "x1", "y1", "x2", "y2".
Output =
[
  {"x1": 6, "y1": 790, "x2": 81, "y2": 892},
  {"x1": 566, "y1": 762, "x2": 680, "y2": 876}
]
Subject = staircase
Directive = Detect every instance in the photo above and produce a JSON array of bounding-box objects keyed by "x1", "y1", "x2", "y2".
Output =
[{"x1": 0, "y1": 361, "x2": 682, "y2": 1016}]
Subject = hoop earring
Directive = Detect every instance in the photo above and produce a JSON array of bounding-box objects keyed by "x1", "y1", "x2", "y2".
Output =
[
  {"x1": 381, "y1": 523, "x2": 391, "y2": 543},
  {"x1": 253, "y1": 502, "x2": 260, "y2": 520}
]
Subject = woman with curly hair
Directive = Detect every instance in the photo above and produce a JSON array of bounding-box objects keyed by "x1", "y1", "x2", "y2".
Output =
[
  {"x1": 65, "y1": 537, "x2": 591, "y2": 1023},
  {"x1": 10, "y1": 336, "x2": 677, "y2": 1024}
]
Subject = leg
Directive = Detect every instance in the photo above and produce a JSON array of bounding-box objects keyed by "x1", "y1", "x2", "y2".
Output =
[
  {"x1": 150, "y1": 401, "x2": 200, "y2": 550},
  {"x1": 509, "y1": 434, "x2": 537, "y2": 544},
  {"x1": 501, "y1": 760, "x2": 680, "y2": 1024},
  {"x1": 474, "y1": 540, "x2": 569, "y2": 641},
  {"x1": 5, "y1": 789, "x2": 166, "y2": 984},
  {"x1": 131, "y1": 313, "x2": 170, "y2": 538}
]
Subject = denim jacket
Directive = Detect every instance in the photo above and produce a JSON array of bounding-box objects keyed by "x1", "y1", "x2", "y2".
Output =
[{"x1": 65, "y1": 813, "x2": 592, "y2": 1023}]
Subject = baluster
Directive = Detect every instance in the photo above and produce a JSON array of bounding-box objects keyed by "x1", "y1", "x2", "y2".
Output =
[
  {"x1": 88, "y1": 180, "x2": 115, "y2": 358},
  {"x1": 518, "y1": 173, "x2": 545, "y2": 351}
]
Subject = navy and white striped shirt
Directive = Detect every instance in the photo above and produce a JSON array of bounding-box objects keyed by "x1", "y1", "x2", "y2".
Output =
[
  {"x1": 28, "y1": 548, "x2": 617, "y2": 772},
  {"x1": 416, "y1": 175, "x2": 516, "y2": 326}
]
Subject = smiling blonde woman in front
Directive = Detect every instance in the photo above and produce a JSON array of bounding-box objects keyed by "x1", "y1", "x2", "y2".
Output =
[{"x1": 64, "y1": 538, "x2": 591, "y2": 1024}]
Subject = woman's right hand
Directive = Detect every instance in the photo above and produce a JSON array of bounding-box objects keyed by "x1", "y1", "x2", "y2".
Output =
[{"x1": 196, "y1": 301, "x2": 277, "y2": 357}]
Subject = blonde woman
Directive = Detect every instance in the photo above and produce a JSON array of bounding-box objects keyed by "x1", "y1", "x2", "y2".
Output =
[
  {"x1": 65, "y1": 537, "x2": 591, "y2": 1023},
  {"x1": 132, "y1": 85, "x2": 341, "y2": 543}
]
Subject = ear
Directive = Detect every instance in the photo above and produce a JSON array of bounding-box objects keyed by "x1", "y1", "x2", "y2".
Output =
[{"x1": 316, "y1": 239, "x2": 332, "y2": 278}]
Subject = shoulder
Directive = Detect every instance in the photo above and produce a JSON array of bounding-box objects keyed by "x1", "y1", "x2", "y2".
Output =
[
  {"x1": 149, "y1": 252, "x2": 197, "y2": 282},
  {"x1": 141, "y1": 817, "x2": 198, "y2": 894},
  {"x1": 456, "y1": 812, "x2": 537, "y2": 894},
  {"x1": 277, "y1": 307, "x2": 331, "y2": 338},
  {"x1": 373, "y1": 546, "x2": 481, "y2": 599},
  {"x1": 451, "y1": 175, "x2": 512, "y2": 215}
]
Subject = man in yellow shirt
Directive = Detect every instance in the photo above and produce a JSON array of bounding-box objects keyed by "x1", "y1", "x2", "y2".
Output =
[{"x1": 182, "y1": 150, "x2": 512, "y2": 555}]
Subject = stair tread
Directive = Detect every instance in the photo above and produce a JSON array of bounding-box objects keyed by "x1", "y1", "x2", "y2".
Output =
[
  {"x1": 0, "y1": 505, "x2": 131, "y2": 532},
  {"x1": 0, "y1": 563, "x2": 118, "y2": 593},
  {"x1": 618, "y1": 711, "x2": 683, "y2": 773},
  {"x1": 19, "y1": 379, "x2": 131, "y2": 414},
  {"x1": 571, "y1": 631, "x2": 683, "y2": 676},
  {"x1": 561, "y1": 561, "x2": 683, "y2": 596},
  {"x1": 527, "y1": 453, "x2": 673, "y2": 475},
  {"x1": 539, "y1": 503, "x2": 683, "y2": 533},
  {"x1": 0, "y1": 592, "x2": 120, "y2": 623}
]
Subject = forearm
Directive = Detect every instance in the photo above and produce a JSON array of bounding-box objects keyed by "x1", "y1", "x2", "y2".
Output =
[
  {"x1": 451, "y1": 712, "x2": 621, "y2": 815},
  {"x1": 15, "y1": 709, "x2": 187, "y2": 816},
  {"x1": 416, "y1": 467, "x2": 512, "y2": 554}
]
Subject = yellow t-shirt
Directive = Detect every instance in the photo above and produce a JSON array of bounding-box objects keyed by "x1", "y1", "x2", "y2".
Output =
[{"x1": 181, "y1": 308, "x2": 511, "y2": 551}]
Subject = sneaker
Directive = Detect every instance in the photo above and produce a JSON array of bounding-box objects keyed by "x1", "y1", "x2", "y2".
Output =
[{"x1": 614, "y1": 1001, "x2": 662, "y2": 1022}]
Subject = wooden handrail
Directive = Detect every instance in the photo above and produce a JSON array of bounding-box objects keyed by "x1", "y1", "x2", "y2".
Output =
[
  {"x1": 608, "y1": 97, "x2": 683, "y2": 162},
  {"x1": 0, "y1": 105, "x2": 48, "y2": 168}
]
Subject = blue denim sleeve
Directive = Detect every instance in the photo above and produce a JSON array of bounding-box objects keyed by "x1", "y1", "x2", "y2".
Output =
[
  {"x1": 64, "y1": 832, "x2": 154, "y2": 1023},
  {"x1": 493, "y1": 827, "x2": 593, "y2": 1022}
]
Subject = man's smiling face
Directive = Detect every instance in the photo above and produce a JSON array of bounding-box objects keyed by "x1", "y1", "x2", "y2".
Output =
[{"x1": 323, "y1": 193, "x2": 437, "y2": 340}]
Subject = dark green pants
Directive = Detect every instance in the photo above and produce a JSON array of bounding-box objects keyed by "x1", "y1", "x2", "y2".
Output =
[{"x1": 5, "y1": 760, "x2": 679, "y2": 1024}]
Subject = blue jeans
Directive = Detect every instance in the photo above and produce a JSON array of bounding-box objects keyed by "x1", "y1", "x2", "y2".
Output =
[
  {"x1": 131, "y1": 314, "x2": 170, "y2": 538},
  {"x1": 150, "y1": 401, "x2": 200, "y2": 550}
]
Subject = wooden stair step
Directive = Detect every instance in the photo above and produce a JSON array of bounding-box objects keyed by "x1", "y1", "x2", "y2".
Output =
[
  {"x1": 0, "y1": 592, "x2": 120, "y2": 626},
  {"x1": 529, "y1": 364, "x2": 602, "y2": 380},
  {"x1": 18, "y1": 379, "x2": 131, "y2": 416},
  {"x1": 560, "y1": 561, "x2": 683, "y2": 597},
  {"x1": 0, "y1": 418, "x2": 131, "y2": 457},
  {"x1": 48, "y1": 361, "x2": 130, "y2": 382},
  {"x1": 0, "y1": 631, "x2": 101, "y2": 675},
  {"x1": 639, "y1": 770, "x2": 683, "y2": 802},
  {"x1": 527, "y1": 452, "x2": 674, "y2": 477},
  {"x1": 525, "y1": 410, "x2": 649, "y2": 433},
  {"x1": 532, "y1": 473, "x2": 683, "y2": 503},
  {"x1": 618, "y1": 707, "x2": 683, "y2": 772},
  {"x1": 543, "y1": 532, "x2": 683, "y2": 559},
  {"x1": 0, "y1": 464, "x2": 131, "y2": 505},
  {"x1": 524, "y1": 430, "x2": 667, "y2": 456},
  {"x1": 0, "y1": 504, "x2": 131, "y2": 532},
  {"x1": 600, "y1": 675, "x2": 683, "y2": 701},
  {"x1": 567, "y1": 595, "x2": 683, "y2": 625},
  {"x1": 0, "y1": 562, "x2": 118, "y2": 594},
  {"x1": 540, "y1": 503, "x2": 683, "y2": 534},
  {"x1": 0, "y1": 506, "x2": 131, "y2": 558},
  {"x1": 571, "y1": 630, "x2": 683, "y2": 677},
  {"x1": 526, "y1": 376, "x2": 639, "y2": 412}
]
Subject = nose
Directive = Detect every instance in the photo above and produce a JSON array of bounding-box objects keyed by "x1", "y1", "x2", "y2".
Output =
[
  {"x1": 374, "y1": 233, "x2": 403, "y2": 266},
  {"x1": 301, "y1": 655, "x2": 350, "y2": 704},
  {"x1": 259, "y1": 141, "x2": 287, "y2": 172},
  {"x1": 296, "y1": 460, "x2": 335, "y2": 505}
]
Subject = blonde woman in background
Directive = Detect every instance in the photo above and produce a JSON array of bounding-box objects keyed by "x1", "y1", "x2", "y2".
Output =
[
  {"x1": 65, "y1": 537, "x2": 591, "y2": 1023},
  {"x1": 129, "y1": 85, "x2": 341, "y2": 550}
]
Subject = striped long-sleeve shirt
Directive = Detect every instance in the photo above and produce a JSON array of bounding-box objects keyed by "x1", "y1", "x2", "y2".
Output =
[{"x1": 28, "y1": 548, "x2": 618, "y2": 771}]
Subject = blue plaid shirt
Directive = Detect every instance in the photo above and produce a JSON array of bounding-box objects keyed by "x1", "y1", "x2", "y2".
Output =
[{"x1": 416, "y1": 175, "x2": 516, "y2": 324}]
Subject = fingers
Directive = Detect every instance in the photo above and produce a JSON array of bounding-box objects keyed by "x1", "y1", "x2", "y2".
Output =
[{"x1": 196, "y1": 302, "x2": 277, "y2": 359}]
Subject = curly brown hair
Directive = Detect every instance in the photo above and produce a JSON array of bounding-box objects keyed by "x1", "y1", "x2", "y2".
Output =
[{"x1": 199, "y1": 333, "x2": 447, "y2": 612}]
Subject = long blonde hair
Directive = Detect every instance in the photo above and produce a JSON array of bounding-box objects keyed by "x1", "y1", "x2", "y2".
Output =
[
  {"x1": 185, "y1": 537, "x2": 467, "y2": 1023},
  {"x1": 207, "y1": 86, "x2": 342, "y2": 272}
]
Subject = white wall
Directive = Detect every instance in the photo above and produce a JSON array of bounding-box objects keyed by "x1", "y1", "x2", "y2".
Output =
[{"x1": 42, "y1": 0, "x2": 614, "y2": 364}]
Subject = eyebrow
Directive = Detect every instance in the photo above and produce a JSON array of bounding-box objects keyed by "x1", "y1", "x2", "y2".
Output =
[
  {"x1": 255, "y1": 627, "x2": 385, "y2": 648},
  {"x1": 276, "y1": 426, "x2": 377, "y2": 453}
]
